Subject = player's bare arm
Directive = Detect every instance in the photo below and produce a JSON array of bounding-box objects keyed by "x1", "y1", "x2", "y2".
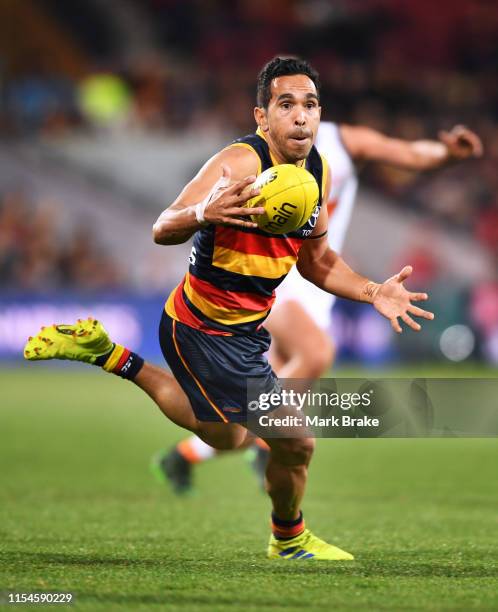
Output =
[
  {"x1": 340, "y1": 123, "x2": 483, "y2": 170},
  {"x1": 152, "y1": 146, "x2": 265, "y2": 245},
  {"x1": 297, "y1": 205, "x2": 434, "y2": 333}
]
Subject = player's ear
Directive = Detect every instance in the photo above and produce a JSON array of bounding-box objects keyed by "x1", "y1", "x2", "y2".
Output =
[{"x1": 254, "y1": 106, "x2": 269, "y2": 132}]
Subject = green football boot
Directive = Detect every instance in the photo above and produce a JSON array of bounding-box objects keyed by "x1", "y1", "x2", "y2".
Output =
[{"x1": 24, "y1": 318, "x2": 113, "y2": 364}]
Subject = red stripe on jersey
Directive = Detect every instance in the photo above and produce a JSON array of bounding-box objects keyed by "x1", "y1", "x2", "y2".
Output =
[
  {"x1": 215, "y1": 226, "x2": 304, "y2": 258},
  {"x1": 173, "y1": 280, "x2": 232, "y2": 336},
  {"x1": 188, "y1": 272, "x2": 275, "y2": 312}
]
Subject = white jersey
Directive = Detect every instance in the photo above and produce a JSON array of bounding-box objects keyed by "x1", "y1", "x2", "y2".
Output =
[{"x1": 275, "y1": 121, "x2": 359, "y2": 329}]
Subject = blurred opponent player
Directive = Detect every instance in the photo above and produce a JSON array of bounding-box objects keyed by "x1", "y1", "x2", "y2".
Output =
[
  {"x1": 159, "y1": 121, "x2": 482, "y2": 493},
  {"x1": 25, "y1": 57, "x2": 435, "y2": 561}
]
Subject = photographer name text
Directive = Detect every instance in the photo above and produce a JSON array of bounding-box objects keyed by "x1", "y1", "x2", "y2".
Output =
[{"x1": 258, "y1": 414, "x2": 380, "y2": 427}]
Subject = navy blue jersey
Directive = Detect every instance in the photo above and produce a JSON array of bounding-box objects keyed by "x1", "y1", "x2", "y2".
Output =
[{"x1": 165, "y1": 130, "x2": 327, "y2": 335}]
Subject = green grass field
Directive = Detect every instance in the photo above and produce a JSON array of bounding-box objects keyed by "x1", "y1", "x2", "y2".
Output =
[{"x1": 1, "y1": 366, "x2": 498, "y2": 611}]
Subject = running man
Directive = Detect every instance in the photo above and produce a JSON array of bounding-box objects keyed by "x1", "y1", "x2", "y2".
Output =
[
  {"x1": 162, "y1": 123, "x2": 482, "y2": 493},
  {"x1": 25, "y1": 57, "x2": 434, "y2": 561}
]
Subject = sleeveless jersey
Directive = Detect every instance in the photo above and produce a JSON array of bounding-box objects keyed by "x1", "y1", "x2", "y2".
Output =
[{"x1": 165, "y1": 131, "x2": 327, "y2": 335}]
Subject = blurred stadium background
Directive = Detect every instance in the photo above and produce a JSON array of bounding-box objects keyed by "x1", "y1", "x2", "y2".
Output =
[
  {"x1": 2, "y1": 3, "x2": 498, "y2": 609},
  {"x1": 0, "y1": 0, "x2": 497, "y2": 369}
]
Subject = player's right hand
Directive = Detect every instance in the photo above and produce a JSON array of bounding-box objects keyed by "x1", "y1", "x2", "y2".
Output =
[{"x1": 202, "y1": 165, "x2": 264, "y2": 229}]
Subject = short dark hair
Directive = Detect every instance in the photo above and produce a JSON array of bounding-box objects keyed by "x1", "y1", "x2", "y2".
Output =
[{"x1": 256, "y1": 57, "x2": 320, "y2": 108}]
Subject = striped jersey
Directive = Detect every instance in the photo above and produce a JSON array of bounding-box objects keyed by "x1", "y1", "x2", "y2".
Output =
[{"x1": 165, "y1": 130, "x2": 327, "y2": 335}]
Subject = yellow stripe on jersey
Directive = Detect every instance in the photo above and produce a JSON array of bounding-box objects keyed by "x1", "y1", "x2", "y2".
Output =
[
  {"x1": 165, "y1": 285, "x2": 178, "y2": 320},
  {"x1": 212, "y1": 245, "x2": 297, "y2": 279},
  {"x1": 183, "y1": 273, "x2": 270, "y2": 324}
]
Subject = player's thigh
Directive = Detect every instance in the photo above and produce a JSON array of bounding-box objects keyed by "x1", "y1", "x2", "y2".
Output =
[{"x1": 266, "y1": 300, "x2": 333, "y2": 361}]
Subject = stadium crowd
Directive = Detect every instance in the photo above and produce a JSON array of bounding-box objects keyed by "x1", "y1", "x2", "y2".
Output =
[
  {"x1": 1, "y1": 0, "x2": 497, "y2": 361},
  {"x1": 2, "y1": 1, "x2": 497, "y2": 253},
  {"x1": 0, "y1": 190, "x2": 123, "y2": 291}
]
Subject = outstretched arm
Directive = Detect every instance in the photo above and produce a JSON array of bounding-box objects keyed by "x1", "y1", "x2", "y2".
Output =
[
  {"x1": 297, "y1": 207, "x2": 434, "y2": 333},
  {"x1": 340, "y1": 124, "x2": 483, "y2": 171}
]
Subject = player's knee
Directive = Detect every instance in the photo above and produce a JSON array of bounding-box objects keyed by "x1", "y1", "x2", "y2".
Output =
[
  {"x1": 288, "y1": 437, "x2": 315, "y2": 465},
  {"x1": 196, "y1": 425, "x2": 247, "y2": 451},
  {"x1": 297, "y1": 437, "x2": 315, "y2": 464},
  {"x1": 206, "y1": 437, "x2": 238, "y2": 451},
  {"x1": 271, "y1": 437, "x2": 315, "y2": 466}
]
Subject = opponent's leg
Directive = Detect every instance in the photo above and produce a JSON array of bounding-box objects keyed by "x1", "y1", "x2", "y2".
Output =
[
  {"x1": 265, "y1": 300, "x2": 335, "y2": 379},
  {"x1": 240, "y1": 300, "x2": 336, "y2": 483},
  {"x1": 151, "y1": 435, "x2": 215, "y2": 494},
  {"x1": 152, "y1": 432, "x2": 259, "y2": 494},
  {"x1": 153, "y1": 432, "x2": 254, "y2": 493}
]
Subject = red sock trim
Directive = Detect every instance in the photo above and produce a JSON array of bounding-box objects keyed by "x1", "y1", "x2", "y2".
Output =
[
  {"x1": 113, "y1": 348, "x2": 131, "y2": 374},
  {"x1": 271, "y1": 518, "x2": 305, "y2": 539}
]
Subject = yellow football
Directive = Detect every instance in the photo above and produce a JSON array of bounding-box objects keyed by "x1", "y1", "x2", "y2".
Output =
[{"x1": 246, "y1": 164, "x2": 319, "y2": 234}]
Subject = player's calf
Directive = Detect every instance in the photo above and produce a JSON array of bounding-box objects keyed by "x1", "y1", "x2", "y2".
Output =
[{"x1": 24, "y1": 317, "x2": 204, "y2": 433}]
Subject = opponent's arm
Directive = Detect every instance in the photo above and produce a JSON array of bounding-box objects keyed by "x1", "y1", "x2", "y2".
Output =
[
  {"x1": 152, "y1": 146, "x2": 264, "y2": 245},
  {"x1": 340, "y1": 124, "x2": 483, "y2": 171},
  {"x1": 297, "y1": 206, "x2": 434, "y2": 333}
]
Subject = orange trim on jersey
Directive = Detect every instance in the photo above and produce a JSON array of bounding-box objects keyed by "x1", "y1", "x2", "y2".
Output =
[
  {"x1": 172, "y1": 319, "x2": 229, "y2": 423},
  {"x1": 212, "y1": 245, "x2": 297, "y2": 279},
  {"x1": 215, "y1": 226, "x2": 303, "y2": 258},
  {"x1": 184, "y1": 273, "x2": 271, "y2": 324}
]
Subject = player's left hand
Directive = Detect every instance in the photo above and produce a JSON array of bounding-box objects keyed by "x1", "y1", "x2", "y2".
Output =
[
  {"x1": 438, "y1": 125, "x2": 483, "y2": 161},
  {"x1": 372, "y1": 266, "x2": 434, "y2": 333}
]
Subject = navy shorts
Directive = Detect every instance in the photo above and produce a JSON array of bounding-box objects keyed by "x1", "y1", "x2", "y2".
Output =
[{"x1": 158, "y1": 310, "x2": 278, "y2": 423}]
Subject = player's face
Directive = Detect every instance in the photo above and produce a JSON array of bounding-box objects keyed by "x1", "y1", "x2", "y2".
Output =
[{"x1": 257, "y1": 74, "x2": 321, "y2": 164}]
